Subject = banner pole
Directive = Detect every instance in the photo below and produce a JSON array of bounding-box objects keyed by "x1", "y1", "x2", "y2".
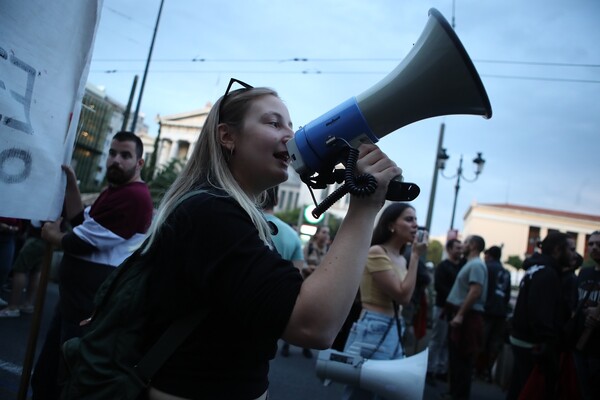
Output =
[{"x1": 17, "y1": 243, "x2": 54, "y2": 400}]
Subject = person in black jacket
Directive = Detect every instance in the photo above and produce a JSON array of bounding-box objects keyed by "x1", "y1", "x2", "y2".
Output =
[
  {"x1": 572, "y1": 230, "x2": 600, "y2": 400},
  {"x1": 506, "y1": 232, "x2": 573, "y2": 400}
]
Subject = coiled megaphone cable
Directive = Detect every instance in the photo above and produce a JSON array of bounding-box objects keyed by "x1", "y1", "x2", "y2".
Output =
[{"x1": 311, "y1": 141, "x2": 377, "y2": 219}]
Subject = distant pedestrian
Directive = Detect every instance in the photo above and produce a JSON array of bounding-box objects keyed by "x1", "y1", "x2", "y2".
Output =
[
  {"x1": 476, "y1": 245, "x2": 511, "y2": 382},
  {"x1": 427, "y1": 238, "x2": 463, "y2": 385},
  {"x1": 0, "y1": 221, "x2": 45, "y2": 318},
  {"x1": 262, "y1": 186, "x2": 306, "y2": 358},
  {"x1": 302, "y1": 226, "x2": 330, "y2": 278},
  {"x1": 572, "y1": 230, "x2": 600, "y2": 400},
  {"x1": 445, "y1": 235, "x2": 488, "y2": 400},
  {"x1": 0, "y1": 217, "x2": 21, "y2": 302}
]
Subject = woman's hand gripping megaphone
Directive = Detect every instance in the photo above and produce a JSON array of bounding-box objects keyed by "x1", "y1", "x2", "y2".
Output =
[{"x1": 308, "y1": 140, "x2": 419, "y2": 219}]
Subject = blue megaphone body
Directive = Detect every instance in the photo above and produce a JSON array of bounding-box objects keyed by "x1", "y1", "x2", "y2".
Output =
[{"x1": 285, "y1": 8, "x2": 492, "y2": 205}]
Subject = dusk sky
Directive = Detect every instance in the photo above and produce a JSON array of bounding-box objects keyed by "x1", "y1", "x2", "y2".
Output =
[{"x1": 86, "y1": 0, "x2": 600, "y2": 237}]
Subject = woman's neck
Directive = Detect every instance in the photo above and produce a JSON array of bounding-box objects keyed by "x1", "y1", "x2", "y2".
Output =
[{"x1": 381, "y1": 240, "x2": 403, "y2": 255}]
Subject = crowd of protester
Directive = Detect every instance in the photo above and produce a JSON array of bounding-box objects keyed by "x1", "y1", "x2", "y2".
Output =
[{"x1": 1, "y1": 121, "x2": 598, "y2": 400}]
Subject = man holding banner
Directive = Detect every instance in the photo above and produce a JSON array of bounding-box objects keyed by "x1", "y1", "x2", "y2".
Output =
[{"x1": 31, "y1": 131, "x2": 153, "y2": 399}]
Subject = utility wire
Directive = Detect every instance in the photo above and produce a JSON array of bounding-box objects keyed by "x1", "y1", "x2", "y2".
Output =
[
  {"x1": 91, "y1": 57, "x2": 600, "y2": 68},
  {"x1": 89, "y1": 68, "x2": 600, "y2": 84}
]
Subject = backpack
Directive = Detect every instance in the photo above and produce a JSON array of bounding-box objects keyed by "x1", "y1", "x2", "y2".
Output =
[{"x1": 60, "y1": 191, "x2": 207, "y2": 400}]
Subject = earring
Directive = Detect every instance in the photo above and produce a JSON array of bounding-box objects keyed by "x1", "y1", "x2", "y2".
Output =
[{"x1": 391, "y1": 229, "x2": 395, "y2": 233}]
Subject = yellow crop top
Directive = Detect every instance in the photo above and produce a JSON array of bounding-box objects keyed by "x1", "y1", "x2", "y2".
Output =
[{"x1": 359, "y1": 252, "x2": 407, "y2": 311}]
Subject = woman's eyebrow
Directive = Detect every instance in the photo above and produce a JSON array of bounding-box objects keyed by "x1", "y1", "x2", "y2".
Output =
[{"x1": 265, "y1": 111, "x2": 293, "y2": 129}]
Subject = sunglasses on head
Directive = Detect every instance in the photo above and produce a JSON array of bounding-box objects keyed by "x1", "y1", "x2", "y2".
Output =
[{"x1": 218, "y1": 78, "x2": 253, "y2": 122}]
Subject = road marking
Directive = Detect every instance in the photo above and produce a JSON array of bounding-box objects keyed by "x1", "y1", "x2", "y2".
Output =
[{"x1": 0, "y1": 359, "x2": 22, "y2": 376}]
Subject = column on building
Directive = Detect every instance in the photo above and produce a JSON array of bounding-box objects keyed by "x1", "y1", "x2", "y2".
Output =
[
  {"x1": 168, "y1": 138, "x2": 180, "y2": 160},
  {"x1": 158, "y1": 138, "x2": 172, "y2": 166}
]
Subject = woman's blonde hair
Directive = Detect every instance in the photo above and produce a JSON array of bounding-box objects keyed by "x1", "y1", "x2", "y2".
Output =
[{"x1": 142, "y1": 86, "x2": 279, "y2": 253}]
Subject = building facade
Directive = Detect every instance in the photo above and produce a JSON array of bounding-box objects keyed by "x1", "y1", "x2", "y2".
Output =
[
  {"x1": 154, "y1": 105, "x2": 210, "y2": 166},
  {"x1": 463, "y1": 202, "x2": 600, "y2": 284},
  {"x1": 73, "y1": 83, "x2": 148, "y2": 190}
]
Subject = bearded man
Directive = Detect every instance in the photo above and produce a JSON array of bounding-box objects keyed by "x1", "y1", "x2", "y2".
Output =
[{"x1": 32, "y1": 131, "x2": 153, "y2": 400}]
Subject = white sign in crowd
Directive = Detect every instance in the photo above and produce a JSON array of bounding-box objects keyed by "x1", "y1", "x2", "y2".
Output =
[{"x1": 0, "y1": 0, "x2": 102, "y2": 221}]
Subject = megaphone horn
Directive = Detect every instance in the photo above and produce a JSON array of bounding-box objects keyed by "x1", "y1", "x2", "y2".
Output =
[
  {"x1": 316, "y1": 348, "x2": 429, "y2": 400},
  {"x1": 357, "y1": 8, "x2": 492, "y2": 138},
  {"x1": 286, "y1": 8, "x2": 492, "y2": 208}
]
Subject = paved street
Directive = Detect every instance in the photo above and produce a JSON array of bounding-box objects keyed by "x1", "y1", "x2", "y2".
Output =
[
  {"x1": 1, "y1": 282, "x2": 508, "y2": 400},
  {"x1": 0, "y1": 281, "x2": 59, "y2": 400}
]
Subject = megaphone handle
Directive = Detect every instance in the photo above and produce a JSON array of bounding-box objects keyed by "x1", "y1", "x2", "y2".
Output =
[{"x1": 386, "y1": 178, "x2": 420, "y2": 202}]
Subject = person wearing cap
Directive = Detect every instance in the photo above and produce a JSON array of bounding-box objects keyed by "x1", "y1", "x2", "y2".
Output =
[
  {"x1": 475, "y1": 245, "x2": 511, "y2": 382},
  {"x1": 506, "y1": 232, "x2": 573, "y2": 400}
]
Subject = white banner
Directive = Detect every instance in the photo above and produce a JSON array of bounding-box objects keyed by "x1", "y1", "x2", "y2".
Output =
[{"x1": 0, "y1": 0, "x2": 102, "y2": 221}]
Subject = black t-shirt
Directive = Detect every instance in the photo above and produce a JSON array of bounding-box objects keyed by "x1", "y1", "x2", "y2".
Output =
[
  {"x1": 574, "y1": 266, "x2": 600, "y2": 356},
  {"x1": 484, "y1": 260, "x2": 511, "y2": 317},
  {"x1": 143, "y1": 191, "x2": 304, "y2": 399},
  {"x1": 434, "y1": 259, "x2": 461, "y2": 307}
]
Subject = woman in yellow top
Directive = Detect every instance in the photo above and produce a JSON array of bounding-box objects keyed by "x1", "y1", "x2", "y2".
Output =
[{"x1": 342, "y1": 202, "x2": 428, "y2": 400}]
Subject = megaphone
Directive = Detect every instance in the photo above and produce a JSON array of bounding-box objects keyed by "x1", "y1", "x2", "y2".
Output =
[
  {"x1": 316, "y1": 348, "x2": 429, "y2": 400},
  {"x1": 286, "y1": 8, "x2": 492, "y2": 214}
]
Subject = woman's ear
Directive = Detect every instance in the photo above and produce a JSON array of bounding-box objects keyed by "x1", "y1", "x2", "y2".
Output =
[
  {"x1": 218, "y1": 123, "x2": 235, "y2": 153},
  {"x1": 387, "y1": 223, "x2": 395, "y2": 234}
]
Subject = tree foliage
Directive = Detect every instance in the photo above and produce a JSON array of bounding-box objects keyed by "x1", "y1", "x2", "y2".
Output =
[
  {"x1": 145, "y1": 158, "x2": 185, "y2": 207},
  {"x1": 506, "y1": 255, "x2": 524, "y2": 270},
  {"x1": 427, "y1": 240, "x2": 443, "y2": 266},
  {"x1": 275, "y1": 208, "x2": 300, "y2": 228}
]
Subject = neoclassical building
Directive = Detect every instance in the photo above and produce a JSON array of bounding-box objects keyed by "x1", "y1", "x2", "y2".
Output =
[{"x1": 154, "y1": 104, "x2": 211, "y2": 166}]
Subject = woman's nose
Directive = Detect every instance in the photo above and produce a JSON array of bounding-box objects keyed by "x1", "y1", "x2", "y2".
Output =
[{"x1": 283, "y1": 127, "x2": 295, "y2": 142}]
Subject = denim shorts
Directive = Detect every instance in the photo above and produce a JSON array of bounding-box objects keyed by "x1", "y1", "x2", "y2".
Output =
[{"x1": 343, "y1": 310, "x2": 404, "y2": 360}]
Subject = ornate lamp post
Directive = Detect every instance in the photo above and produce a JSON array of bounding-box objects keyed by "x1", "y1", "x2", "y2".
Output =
[{"x1": 441, "y1": 151, "x2": 486, "y2": 230}]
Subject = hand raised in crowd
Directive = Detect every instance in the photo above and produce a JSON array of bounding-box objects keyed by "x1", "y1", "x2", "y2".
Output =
[{"x1": 412, "y1": 230, "x2": 429, "y2": 258}]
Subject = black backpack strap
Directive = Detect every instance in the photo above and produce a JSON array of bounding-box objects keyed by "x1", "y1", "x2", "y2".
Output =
[{"x1": 134, "y1": 308, "x2": 209, "y2": 384}]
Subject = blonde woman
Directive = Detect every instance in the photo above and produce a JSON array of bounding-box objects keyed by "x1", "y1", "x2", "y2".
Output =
[{"x1": 132, "y1": 79, "x2": 402, "y2": 400}]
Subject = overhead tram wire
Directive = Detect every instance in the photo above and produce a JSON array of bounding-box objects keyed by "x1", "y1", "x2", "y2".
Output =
[
  {"x1": 89, "y1": 68, "x2": 600, "y2": 84},
  {"x1": 91, "y1": 57, "x2": 600, "y2": 69},
  {"x1": 91, "y1": 55, "x2": 600, "y2": 84}
]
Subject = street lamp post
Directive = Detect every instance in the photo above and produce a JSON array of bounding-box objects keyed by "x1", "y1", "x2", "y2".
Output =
[
  {"x1": 131, "y1": 0, "x2": 165, "y2": 133},
  {"x1": 425, "y1": 123, "x2": 448, "y2": 233},
  {"x1": 441, "y1": 151, "x2": 485, "y2": 231}
]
